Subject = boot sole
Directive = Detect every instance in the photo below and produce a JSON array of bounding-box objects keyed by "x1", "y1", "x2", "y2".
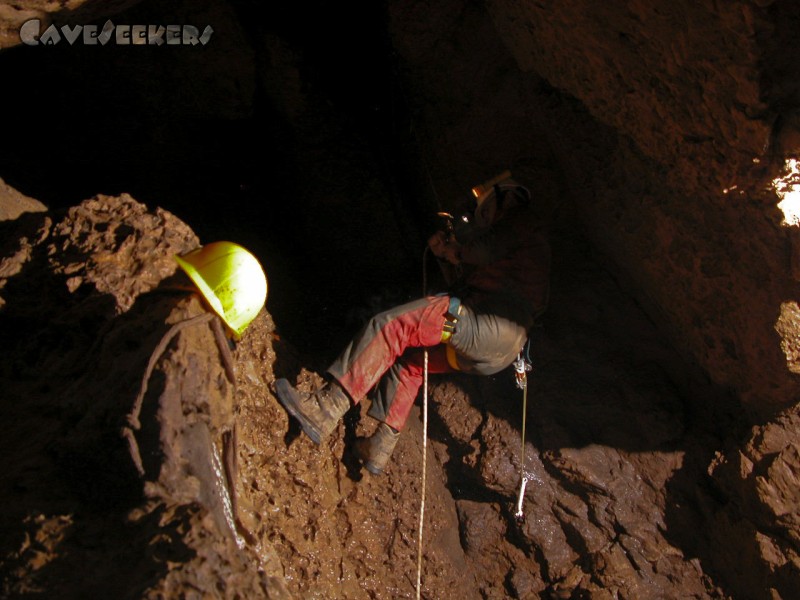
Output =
[
  {"x1": 363, "y1": 462, "x2": 384, "y2": 476},
  {"x1": 275, "y1": 379, "x2": 323, "y2": 445}
]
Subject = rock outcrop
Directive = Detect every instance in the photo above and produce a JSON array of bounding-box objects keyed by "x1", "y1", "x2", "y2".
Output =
[
  {"x1": 0, "y1": 190, "x2": 739, "y2": 599},
  {"x1": 1, "y1": 0, "x2": 800, "y2": 597}
]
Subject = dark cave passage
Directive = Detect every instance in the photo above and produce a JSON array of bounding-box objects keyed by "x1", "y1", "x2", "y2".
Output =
[{"x1": 0, "y1": 0, "x2": 431, "y2": 359}]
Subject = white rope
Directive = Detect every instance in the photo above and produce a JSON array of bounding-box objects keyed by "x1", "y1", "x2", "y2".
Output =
[
  {"x1": 416, "y1": 348, "x2": 428, "y2": 599},
  {"x1": 416, "y1": 246, "x2": 431, "y2": 599},
  {"x1": 513, "y1": 349, "x2": 533, "y2": 522}
]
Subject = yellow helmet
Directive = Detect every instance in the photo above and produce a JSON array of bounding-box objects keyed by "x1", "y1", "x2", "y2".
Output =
[
  {"x1": 471, "y1": 170, "x2": 513, "y2": 206},
  {"x1": 174, "y1": 241, "x2": 268, "y2": 338}
]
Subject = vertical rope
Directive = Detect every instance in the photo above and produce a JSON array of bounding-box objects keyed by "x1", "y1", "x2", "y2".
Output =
[
  {"x1": 416, "y1": 246, "x2": 430, "y2": 599},
  {"x1": 416, "y1": 348, "x2": 428, "y2": 600},
  {"x1": 514, "y1": 349, "x2": 532, "y2": 522},
  {"x1": 520, "y1": 382, "x2": 527, "y2": 473}
]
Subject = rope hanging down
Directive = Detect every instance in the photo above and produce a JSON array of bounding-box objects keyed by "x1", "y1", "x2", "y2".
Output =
[
  {"x1": 416, "y1": 247, "x2": 431, "y2": 599},
  {"x1": 416, "y1": 345, "x2": 428, "y2": 599},
  {"x1": 513, "y1": 344, "x2": 533, "y2": 523}
]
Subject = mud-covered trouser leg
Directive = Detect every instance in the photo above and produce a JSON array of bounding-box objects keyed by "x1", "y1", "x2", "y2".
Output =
[
  {"x1": 367, "y1": 345, "x2": 455, "y2": 431},
  {"x1": 366, "y1": 305, "x2": 526, "y2": 430},
  {"x1": 447, "y1": 304, "x2": 528, "y2": 376},
  {"x1": 327, "y1": 295, "x2": 453, "y2": 414}
]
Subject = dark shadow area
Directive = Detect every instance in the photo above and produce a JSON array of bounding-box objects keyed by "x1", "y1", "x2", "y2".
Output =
[
  {"x1": 0, "y1": 0, "x2": 433, "y2": 361},
  {"x1": 0, "y1": 233, "x2": 195, "y2": 596},
  {"x1": 342, "y1": 405, "x2": 367, "y2": 482}
]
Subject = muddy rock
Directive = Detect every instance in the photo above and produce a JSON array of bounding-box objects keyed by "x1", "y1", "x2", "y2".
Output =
[
  {"x1": 704, "y1": 408, "x2": 800, "y2": 599},
  {"x1": 0, "y1": 177, "x2": 47, "y2": 222},
  {"x1": 0, "y1": 193, "x2": 284, "y2": 597},
  {"x1": 0, "y1": 0, "x2": 145, "y2": 49},
  {"x1": 0, "y1": 192, "x2": 481, "y2": 599},
  {"x1": 0, "y1": 174, "x2": 788, "y2": 599}
]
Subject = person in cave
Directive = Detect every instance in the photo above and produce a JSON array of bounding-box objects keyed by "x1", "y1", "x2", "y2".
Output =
[{"x1": 274, "y1": 173, "x2": 551, "y2": 475}]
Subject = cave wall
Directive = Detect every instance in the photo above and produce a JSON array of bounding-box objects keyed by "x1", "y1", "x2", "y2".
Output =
[
  {"x1": 485, "y1": 0, "x2": 800, "y2": 419},
  {"x1": 384, "y1": 0, "x2": 800, "y2": 596},
  {"x1": 387, "y1": 0, "x2": 800, "y2": 419},
  {"x1": 3, "y1": 0, "x2": 798, "y2": 421}
]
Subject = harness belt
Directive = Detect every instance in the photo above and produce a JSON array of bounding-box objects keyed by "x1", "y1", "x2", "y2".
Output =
[
  {"x1": 440, "y1": 296, "x2": 461, "y2": 343},
  {"x1": 440, "y1": 296, "x2": 462, "y2": 370}
]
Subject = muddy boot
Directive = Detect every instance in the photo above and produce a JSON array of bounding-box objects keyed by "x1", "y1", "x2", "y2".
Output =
[
  {"x1": 354, "y1": 422, "x2": 401, "y2": 475},
  {"x1": 274, "y1": 378, "x2": 351, "y2": 445}
]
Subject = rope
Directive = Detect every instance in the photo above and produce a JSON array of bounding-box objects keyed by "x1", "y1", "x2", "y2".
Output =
[
  {"x1": 513, "y1": 345, "x2": 532, "y2": 522},
  {"x1": 520, "y1": 382, "x2": 528, "y2": 474},
  {"x1": 416, "y1": 246, "x2": 431, "y2": 599},
  {"x1": 416, "y1": 347, "x2": 428, "y2": 599}
]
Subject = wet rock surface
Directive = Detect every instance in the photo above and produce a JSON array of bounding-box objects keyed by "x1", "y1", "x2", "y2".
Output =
[
  {"x1": 0, "y1": 191, "x2": 744, "y2": 599},
  {"x1": 0, "y1": 178, "x2": 46, "y2": 222},
  {"x1": 0, "y1": 0, "x2": 799, "y2": 598}
]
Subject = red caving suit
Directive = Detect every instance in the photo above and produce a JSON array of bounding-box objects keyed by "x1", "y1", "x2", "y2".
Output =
[{"x1": 327, "y1": 190, "x2": 551, "y2": 431}]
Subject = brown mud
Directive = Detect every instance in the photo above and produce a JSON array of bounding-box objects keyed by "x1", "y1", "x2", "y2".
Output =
[{"x1": 0, "y1": 192, "x2": 741, "y2": 598}]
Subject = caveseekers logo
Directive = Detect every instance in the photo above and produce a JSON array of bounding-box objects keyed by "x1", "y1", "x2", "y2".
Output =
[{"x1": 20, "y1": 19, "x2": 213, "y2": 46}]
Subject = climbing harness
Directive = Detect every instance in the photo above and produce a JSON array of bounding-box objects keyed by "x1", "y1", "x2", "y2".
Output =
[
  {"x1": 512, "y1": 339, "x2": 533, "y2": 524},
  {"x1": 440, "y1": 296, "x2": 461, "y2": 344}
]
